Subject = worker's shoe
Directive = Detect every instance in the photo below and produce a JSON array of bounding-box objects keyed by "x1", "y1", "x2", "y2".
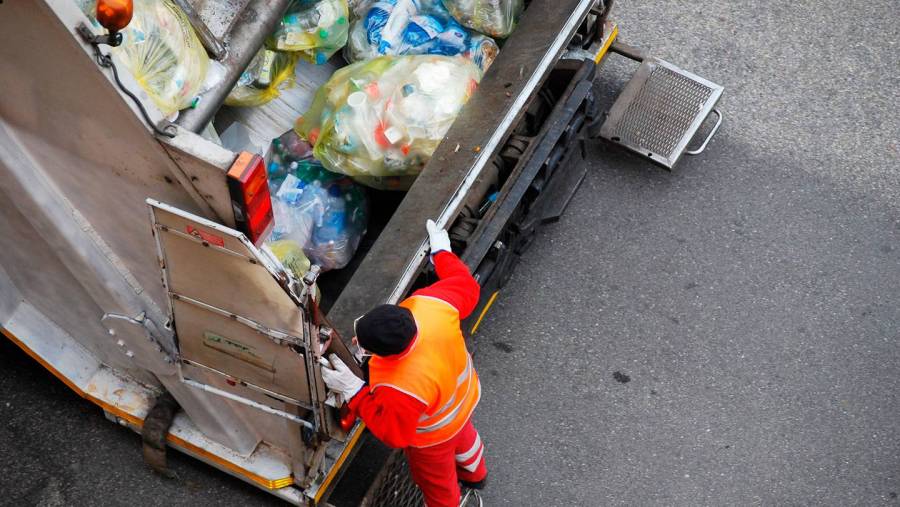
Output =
[
  {"x1": 460, "y1": 489, "x2": 483, "y2": 507},
  {"x1": 460, "y1": 475, "x2": 487, "y2": 490}
]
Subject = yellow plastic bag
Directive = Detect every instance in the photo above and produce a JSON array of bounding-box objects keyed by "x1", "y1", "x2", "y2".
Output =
[
  {"x1": 268, "y1": 0, "x2": 350, "y2": 64},
  {"x1": 295, "y1": 55, "x2": 481, "y2": 189},
  {"x1": 77, "y1": 0, "x2": 210, "y2": 115},
  {"x1": 115, "y1": 0, "x2": 210, "y2": 114},
  {"x1": 226, "y1": 49, "x2": 300, "y2": 107},
  {"x1": 442, "y1": 0, "x2": 523, "y2": 38},
  {"x1": 268, "y1": 240, "x2": 312, "y2": 279}
]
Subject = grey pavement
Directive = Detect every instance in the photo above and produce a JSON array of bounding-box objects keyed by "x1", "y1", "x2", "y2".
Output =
[
  {"x1": 2, "y1": 0, "x2": 899, "y2": 506},
  {"x1": 472, "y1": 0, "x2": 900, "y2": 505}
]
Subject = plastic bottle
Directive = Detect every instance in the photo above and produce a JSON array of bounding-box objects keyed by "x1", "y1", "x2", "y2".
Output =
[{"x1": 309, "y1": 184, "x2": 348, "y2": 269}]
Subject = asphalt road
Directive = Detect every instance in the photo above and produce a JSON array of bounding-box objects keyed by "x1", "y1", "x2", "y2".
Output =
[
  {"x1": 471, "y1": 1, "x2": 900, "y2": 505},
  {"x1": 2, "y1": 0, "x2": 899, "y2": 506}
]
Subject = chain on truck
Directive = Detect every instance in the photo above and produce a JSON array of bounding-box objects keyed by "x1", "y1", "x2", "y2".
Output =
[{"x1": 0, "y1": 0, "x2": 722, "y2": 504}]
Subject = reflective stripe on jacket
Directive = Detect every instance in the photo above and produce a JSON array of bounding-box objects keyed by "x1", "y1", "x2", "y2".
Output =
[{"x1": 368, "y1": 295, "x2": 480, "y2": 447}]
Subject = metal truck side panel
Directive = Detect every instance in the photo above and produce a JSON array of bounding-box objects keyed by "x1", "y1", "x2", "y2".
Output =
[
  {"x1": 0, "y1": 148, "x2": 160, "y2": 386},
  {"x1": 161, "y1": 127, "x2": 239, "y2": 229},
  {"x1": 0, "y1": 265, "x2": 21, "y2": 323},
  {"x1": 2, "y1": 325, "x2": 303, "y2": 500},
  {"x1": 0, "y1": 0, "x2": 219, "y2": 311},
  {"x1": 0, "y1": 2, "x2": 296, "y2": 455},
  {"x1": 0, "y1": 124, "x2": 276, "y2": 453},
  {"x1": 4, "y1": 303, "x2": 106, "y2": 394}
]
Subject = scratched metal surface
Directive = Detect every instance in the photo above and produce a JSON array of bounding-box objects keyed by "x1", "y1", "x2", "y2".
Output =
[{"x1": 189, "y1": 0, "x2": 251, "y2": 39}]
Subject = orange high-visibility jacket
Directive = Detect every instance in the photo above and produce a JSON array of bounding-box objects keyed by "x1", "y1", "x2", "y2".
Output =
[{"x1": 368, "y1": 295, "x2": 481, "y2": 447}]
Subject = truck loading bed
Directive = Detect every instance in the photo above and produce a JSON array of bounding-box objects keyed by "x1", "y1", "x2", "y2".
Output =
[{"x1": 192, "y1": 0, "x2": 605, "y2": 331}]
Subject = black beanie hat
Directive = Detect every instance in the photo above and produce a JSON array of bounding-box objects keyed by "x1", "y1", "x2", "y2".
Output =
[{"x1": 356, "y1": 304, "x2": 417, "y2": 356}]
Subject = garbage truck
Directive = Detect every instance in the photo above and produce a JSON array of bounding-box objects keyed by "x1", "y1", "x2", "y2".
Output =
[{"x1": 0, "y1": 0, "x2": 723, "y2": 504}]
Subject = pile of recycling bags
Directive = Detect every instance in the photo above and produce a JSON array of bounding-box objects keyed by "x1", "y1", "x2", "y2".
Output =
[
  {"x1": 77, "y1": 0, "x2": 527, "y2": 272},
  {"x1": 269, "y1": 0, "x2": 524, "y2": 266},
  {"x1": 266, "y1": 131, "x2": 368, "y2": 272}
]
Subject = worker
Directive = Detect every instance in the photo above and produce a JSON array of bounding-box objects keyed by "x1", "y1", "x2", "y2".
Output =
[{"x1": 320, "y1": 220, "x2": 486, "y2": 507}]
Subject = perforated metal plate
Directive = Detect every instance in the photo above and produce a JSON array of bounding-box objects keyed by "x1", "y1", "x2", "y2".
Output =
[
  {"x1": 363, "y1": 451, "x2": 424, "y2": 507},
  {"x1": 600, "y1": 58, "x2": 723, "y2": 168},
  {"x1": 362, "y1": 450, "x2": 485, "y2": 507}
]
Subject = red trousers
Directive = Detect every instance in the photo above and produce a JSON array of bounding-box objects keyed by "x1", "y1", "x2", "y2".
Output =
[{"x1": 405, "y1": 419, "x2": 487, "y2": 507}]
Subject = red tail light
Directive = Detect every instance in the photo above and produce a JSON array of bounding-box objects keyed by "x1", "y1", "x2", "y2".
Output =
[
  {"x1": 227, "y1": 152, "x2": 274, "y2": 246},
  {"x1": 339, "y1": 404, "x2": 356, "y2": 432}
]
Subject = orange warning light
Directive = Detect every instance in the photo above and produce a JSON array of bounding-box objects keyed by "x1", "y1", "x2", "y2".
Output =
[{"x1": 96, "y1": 0, "x2": 133, "y2": 33}]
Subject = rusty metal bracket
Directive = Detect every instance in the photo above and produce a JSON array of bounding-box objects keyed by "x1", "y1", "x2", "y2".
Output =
[{"x1": 141, "y1": 391, "x2": 180, "y2": 478}]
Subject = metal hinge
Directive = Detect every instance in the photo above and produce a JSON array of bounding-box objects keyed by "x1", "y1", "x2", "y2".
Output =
[{"x1": 102, "y1": 311, "x2": 176, "y2": 365}]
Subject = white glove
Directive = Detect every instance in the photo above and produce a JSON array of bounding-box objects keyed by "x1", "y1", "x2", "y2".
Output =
[
  {"x1": 319, "y1": 354, "x2": 365, "y2": 401},
  {"x1": 426, "y1": 219, "x2": 451, "y2": 256}
]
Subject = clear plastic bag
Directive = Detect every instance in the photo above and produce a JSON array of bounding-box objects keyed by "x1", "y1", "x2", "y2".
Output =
[
  {"x1": 295, "y1": 55, "x2": 481, "y2": 189},
  {"x1": 441, "y1": 0, "x2": 522, "y2": 38},
  {"x1": 78, "y1": 0, "x2": 211, "y2": 115},
  {"x1": 268, "y1": 0, "x2": 351, "y2": 64},
  {"x1": 346, "y1": 0, "x2": 498, "y2": 72},
  {"x1": 226, "y1": 49, "x2": 300, "y2": 107},
  {"x1": 267, "y1": 131, "x2": 368, "y2": 271}
]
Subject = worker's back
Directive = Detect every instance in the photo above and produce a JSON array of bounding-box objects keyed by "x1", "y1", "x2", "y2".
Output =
[{"x1": 369, "y1": 295, "x2": 480, "y2": 447}]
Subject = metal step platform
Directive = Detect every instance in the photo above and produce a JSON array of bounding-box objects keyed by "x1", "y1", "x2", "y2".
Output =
[
  {"x1": 600, "y1": 57, "x2": 723, "y2": 169},
  {"x1": 360, "y1": 450, "x2": 482, "y2": 507}
]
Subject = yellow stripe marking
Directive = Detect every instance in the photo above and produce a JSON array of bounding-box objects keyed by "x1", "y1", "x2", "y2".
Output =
[
  {"x1": 314, "y1": 421, "x2": 366, "y2": 502},
  {"x1": 2, "y1": 326, "x2": 293, "y2": 490},
  {"x1": 594, "y1": 24, "x2": 619, "y2": 64},
  {"x1": 470, "y1": 291, "x2": 500, "y2": 335}
]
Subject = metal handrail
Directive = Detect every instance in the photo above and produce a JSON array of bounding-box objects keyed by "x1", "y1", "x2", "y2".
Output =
[{"x1": 685, "y1": 108, "x2": 723, "y2": 156}]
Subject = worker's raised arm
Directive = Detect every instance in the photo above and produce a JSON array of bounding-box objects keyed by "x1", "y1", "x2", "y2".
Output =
[
  {"x1": 412, "y1": 251, "x2": 481, "y2": 319},
  {"x1": 413, "y1": 220, "x2": 481, "y2": 318}
]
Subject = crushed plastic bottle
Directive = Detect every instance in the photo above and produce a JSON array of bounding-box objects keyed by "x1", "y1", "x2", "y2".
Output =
[
  {"x1": 266, "y1": 131, "x2": 367, "y2": 271},
  {"x1": 295, "y1": 55, "x2": 481, "y2": 189},
  {"x1": 268, "y1": 0, "x2": 350, "y2": 64},
  {"x1": 346, "y1": 0, "x2": 498, "y2": 72},
  {"x1": 226, "y1": 49, "x2": 300, "y2": 107},
  {"x1": 308, "y1": 185, "x2": 350, "y2": 268},
  {"x1": 441, "y1": 0, "x2": 523, "y2": 38}
]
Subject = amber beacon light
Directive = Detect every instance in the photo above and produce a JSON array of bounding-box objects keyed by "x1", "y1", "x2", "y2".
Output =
[{"x1": 96, "y1": 0, "x2": 134, "y2": 34}]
